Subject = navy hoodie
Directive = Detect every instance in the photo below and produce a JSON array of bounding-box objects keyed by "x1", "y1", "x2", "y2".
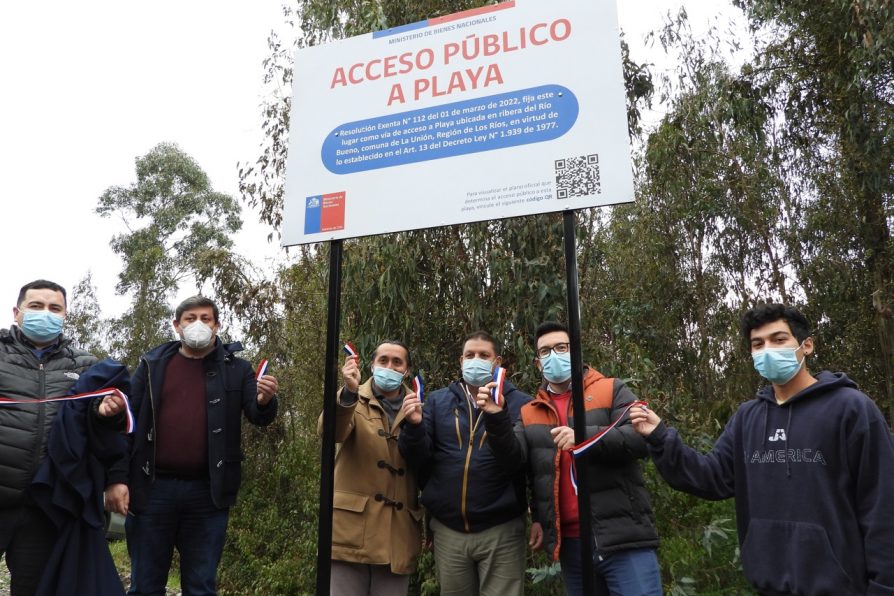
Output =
[{"x1": 646, "y1": 371, "x2": 894, "y2": 595}]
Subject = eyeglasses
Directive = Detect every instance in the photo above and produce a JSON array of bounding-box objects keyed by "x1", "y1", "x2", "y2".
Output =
[{"x1": 536, "y1": 342, "x2": 570, "y2": 358}]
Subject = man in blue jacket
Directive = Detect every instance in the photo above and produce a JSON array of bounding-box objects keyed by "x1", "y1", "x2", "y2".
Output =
[
  {"x1": 398, "y1": 331, "x2": 531, "y2": 596},
  {"x1": 105, "y1": 296, "x2": 279, "y2": 596},
  {"x1": 630, "y1": 303, "x2": 894, "y2": 594}
]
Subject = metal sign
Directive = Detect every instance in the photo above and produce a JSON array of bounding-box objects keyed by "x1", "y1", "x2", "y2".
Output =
[{"x1": 283, "y1": 0, "x2": 632, "y2": 245}]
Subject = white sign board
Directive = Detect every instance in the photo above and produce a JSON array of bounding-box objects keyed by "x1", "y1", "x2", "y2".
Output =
[{"x1": 282, "y1": 0, "x2": 632, "y2": 246}]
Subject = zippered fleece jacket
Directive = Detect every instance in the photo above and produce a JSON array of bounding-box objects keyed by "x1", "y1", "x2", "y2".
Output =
[
  {"x1": 646, "y1": 371, "x2": 894, "y2": 595},
  {"x1": 0, "y1": 327, "x2": 96, "y2": 508},
  {"x1": 506, "y1": 368, "x2": 659, "y2": 560},
  {"x1": 398, "y1": 380, "x2": 531, "y2": 533}
]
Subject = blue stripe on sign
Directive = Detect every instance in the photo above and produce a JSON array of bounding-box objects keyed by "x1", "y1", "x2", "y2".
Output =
[
  {"x1": 372, "y1": 19, "x2": 429, "y2": 39},
  {"x1": 304, "y1": 196, "x2": 322, "y2": 234}
]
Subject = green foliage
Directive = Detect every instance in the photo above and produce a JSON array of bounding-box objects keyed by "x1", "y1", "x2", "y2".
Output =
[
  {"x1": 65, "y1": 272, "x2": 110, "y2": 359},
  {"x1": 527, "y1": 561, "x2": 561, "y2": 585},
  {"x1": 732, "y1": 0, "x2": 894, "y2": 418},
  {"x1": 216, "y1": 253, "x2": 329, "y2": 594},
  {"x1": 340, "y1": 215, "x2": 569, "y2": 390}
]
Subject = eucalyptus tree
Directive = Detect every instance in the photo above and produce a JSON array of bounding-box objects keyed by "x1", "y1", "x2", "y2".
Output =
[
  {"x1": 97, "y1": 142, "x2": 243, "y2": 367},
  {"x1": 734, "y1": 0, "x2": 894, "y2": 417},
  {"x1": 64, "y1": 272, "x2": 110, "y2": 359}
]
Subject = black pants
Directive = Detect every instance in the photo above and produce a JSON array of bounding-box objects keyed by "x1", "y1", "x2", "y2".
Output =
[{"x1": 0, "y1": 503, "x2": 57, "y2": 596}]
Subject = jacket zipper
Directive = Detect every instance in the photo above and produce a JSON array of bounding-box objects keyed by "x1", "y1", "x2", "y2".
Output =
[
  {"x1": 542, "y1": 399, "x2": 563, "y2": 561},
  {"x1": 564, "y1": 394, "x2": 600, "y2": 559},
  {"x1": 144, "y1": 358, "x2": 157, "y2": 482},
  {"x1": 33, "y1": 362, "x2": 46, "y2": 479},
  {"x1": 459, "y1": 390, "x2": 485, "y2": 532}
]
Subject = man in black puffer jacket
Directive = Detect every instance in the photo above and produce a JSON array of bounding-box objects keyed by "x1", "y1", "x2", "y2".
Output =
[{"x1": 0, "y1": 280, "x2": 114, "y2": 596}]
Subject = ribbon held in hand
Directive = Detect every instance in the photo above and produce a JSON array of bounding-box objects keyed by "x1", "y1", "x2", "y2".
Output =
[
  {"x1": 491, "y1": 366, "x2": 506, "y2": 407},
  {"x1": 413, "y1": 375, "x2": 424, "y2": 404},
  {"x1": 0, "y1": 388, "x2": 135, "y2": 434},
  {"x1": 256, "y1": 359, "x2": 269, "y2": 379},
  {"x1": 571, "y1": 400, "x2": 648, "y2": 457}
]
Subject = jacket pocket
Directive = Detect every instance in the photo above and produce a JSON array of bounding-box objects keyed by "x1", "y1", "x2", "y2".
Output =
[
  {"x1": 222, "y1": 448, "x2": 244, "y2": 495},
  {"x1": 332, "y1": 491, "x2": 368, "y2": 548},
  {"x1": 741, "y1": 518, "x2": 856, "y2": 594}
]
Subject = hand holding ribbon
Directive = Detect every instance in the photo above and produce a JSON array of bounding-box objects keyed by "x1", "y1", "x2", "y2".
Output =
[
  {"x1": 341, "y1": 342, "x2": 361, "y2": 393},
  {"x1": 476, "y1": 383, "x2": 504, "y2": 414},
  {"x1": 491, "y1": 366, "x2": 506, "y2": 406},
  {"x1": 255, "y1": 359, "x2": 278, "y2": 406},
  {"x1": 402, "y1": 374, "x2": 424, "y2": 425},
  {"x1": 565, "y1": 400, "x2": 649, "y2": 495},
  {"x1": 0, "y1": 388, "x2": 135, "y2": 434}
]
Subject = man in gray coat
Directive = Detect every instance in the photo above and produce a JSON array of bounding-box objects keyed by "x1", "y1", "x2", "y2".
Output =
[{"x1": 0, "y1": 279, "x2": 123, "y2": 596}]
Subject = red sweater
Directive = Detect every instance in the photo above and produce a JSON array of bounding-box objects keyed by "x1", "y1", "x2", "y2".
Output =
[
  {"x1": 549, "y1": 390, "x2": 580, "y2": 538},
  {"x1": 155, "y1": 353, "x2": 208, "y2": 475}
]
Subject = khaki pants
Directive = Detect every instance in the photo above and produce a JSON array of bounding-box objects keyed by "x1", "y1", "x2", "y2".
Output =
[
  {"x1": 430, "y1": 516, "x2": 526, "y2": 596},
  {"x1": 330, "y1": 560, "x2": 410, "y2": 596}
]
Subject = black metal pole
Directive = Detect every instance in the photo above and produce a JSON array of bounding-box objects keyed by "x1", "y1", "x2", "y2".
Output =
[
  {"x1": 563, "y1": 209, "x2": 596, "y2": 593},
  {"x1": 316, "y1": 239, "x2": 343, "y2": 595}
]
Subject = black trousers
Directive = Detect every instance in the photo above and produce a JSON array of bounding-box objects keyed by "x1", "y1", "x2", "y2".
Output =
[{"x1": 0, "y1": 502, "x2": 57, "y2": 596}]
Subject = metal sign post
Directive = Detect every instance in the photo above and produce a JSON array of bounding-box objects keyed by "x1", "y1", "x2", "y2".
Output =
[
  {"x1": 563, "y1": 209, "x2": 596, "y2": 593},
  {"x1": 316, "y1": 240, "x2": 343, "y2": 594}
]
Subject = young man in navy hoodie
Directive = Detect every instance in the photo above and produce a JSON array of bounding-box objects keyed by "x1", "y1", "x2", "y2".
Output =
[{"x1": 630, "y1": 303, "x2": 894, "y2": 595}]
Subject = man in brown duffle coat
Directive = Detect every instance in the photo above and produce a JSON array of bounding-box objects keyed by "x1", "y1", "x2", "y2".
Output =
[{"x1": 319, "y1": 339, "x2": 423, "y2": 595}]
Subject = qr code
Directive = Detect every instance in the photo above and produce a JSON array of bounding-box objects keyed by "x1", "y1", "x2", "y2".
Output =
[{"x1": 555, "y1": 154, "x2": 601, "y2": 199}]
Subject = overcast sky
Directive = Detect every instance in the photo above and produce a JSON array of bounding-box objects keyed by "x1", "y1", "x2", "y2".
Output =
[{"x1": 0, "y1": 0, "x2": 743, "y2": 328}]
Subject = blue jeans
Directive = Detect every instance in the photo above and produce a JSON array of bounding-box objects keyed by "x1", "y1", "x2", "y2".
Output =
[
  {"x1": 126, "y1": 477, "x2": 229, "y2": 596},
  {"x1": 559, "y1": 538, "x2": 662, "y2": 596}
]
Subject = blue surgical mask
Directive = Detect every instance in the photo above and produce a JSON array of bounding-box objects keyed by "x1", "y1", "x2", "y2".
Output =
[
  {"x1": 21, "y1": 310, "x2": 64, "y2": 344},
  {"x1": 372, "y1": 366, "x2": 405, "y2": 392},
  {"x1": 462, "y1": 358, "x2": 495, "y2": 387},
  {"x1": 541, "y1": 352, "x2": 572, "y2": 384},
  {"x1": 752, "y1": 342, "x2": 805, "y2": 385}
]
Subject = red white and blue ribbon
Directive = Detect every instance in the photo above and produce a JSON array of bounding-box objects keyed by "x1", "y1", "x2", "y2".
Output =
[
  {"x1": 0, "y1": 388, "x2": 135, "y2": 434},
  {"x1": 571, "y1": 401, "x2": 648, "y2": 457},
  {"x1": 413, "y1": 375, "x2": 424, "y2": 404},
  {"x1": 566, "y1": 400, "x2": 648, "y2": 494},
  {"x1": 343, "y1": 342, "x2": 358, "y2": 360},
  {"x1": 491, "y1": 366, "x2": 506, "y2": 407},
  {"x1": 256, "y1": 359, "x2": 269, "y2": 379}
]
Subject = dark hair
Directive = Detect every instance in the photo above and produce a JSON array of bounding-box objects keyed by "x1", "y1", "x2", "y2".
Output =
[
  {"x1": 372, "y1": 339, "x2": 412, "y2": 368},
  {"x1": 535, "y1": 321, "x2": 569, "y2": 346},
  {"x1": 18, "y1": 279, "x2": 67, "y2": 308},
  {"x1": 740, "y1": 303, "x2": 811, "y2": 345},
  {"x1": 175, "y1": 296, "x2": 220, "y2": 323},
  {"x1": 463, "y1": 330, "x2": 500, "y2": 356}
]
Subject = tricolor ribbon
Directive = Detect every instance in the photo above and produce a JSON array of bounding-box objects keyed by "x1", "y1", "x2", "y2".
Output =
[
  {"x1": 256, "y1": 359, "x2": 269, "y2": 379},
  {"x1": 413, "y1": 375, "x2": 424, "y2": 404},
  {"x1": 0, "y1": 388, "x2": 135, "y2": 434},
  {"x1": 343, "y1": 342, "x2": 358, "y2": 360},
  {"x1": 567, "y1": 400, "x2": 648, "y2": 494},
  {"x1": 491, "y1": 366, "x2": 506, "y2": 407}
]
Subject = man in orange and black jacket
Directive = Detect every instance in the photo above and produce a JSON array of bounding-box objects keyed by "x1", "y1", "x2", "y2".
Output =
[{"x1": 493, "y1": 321, "x2": 661, "y2": 596}]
